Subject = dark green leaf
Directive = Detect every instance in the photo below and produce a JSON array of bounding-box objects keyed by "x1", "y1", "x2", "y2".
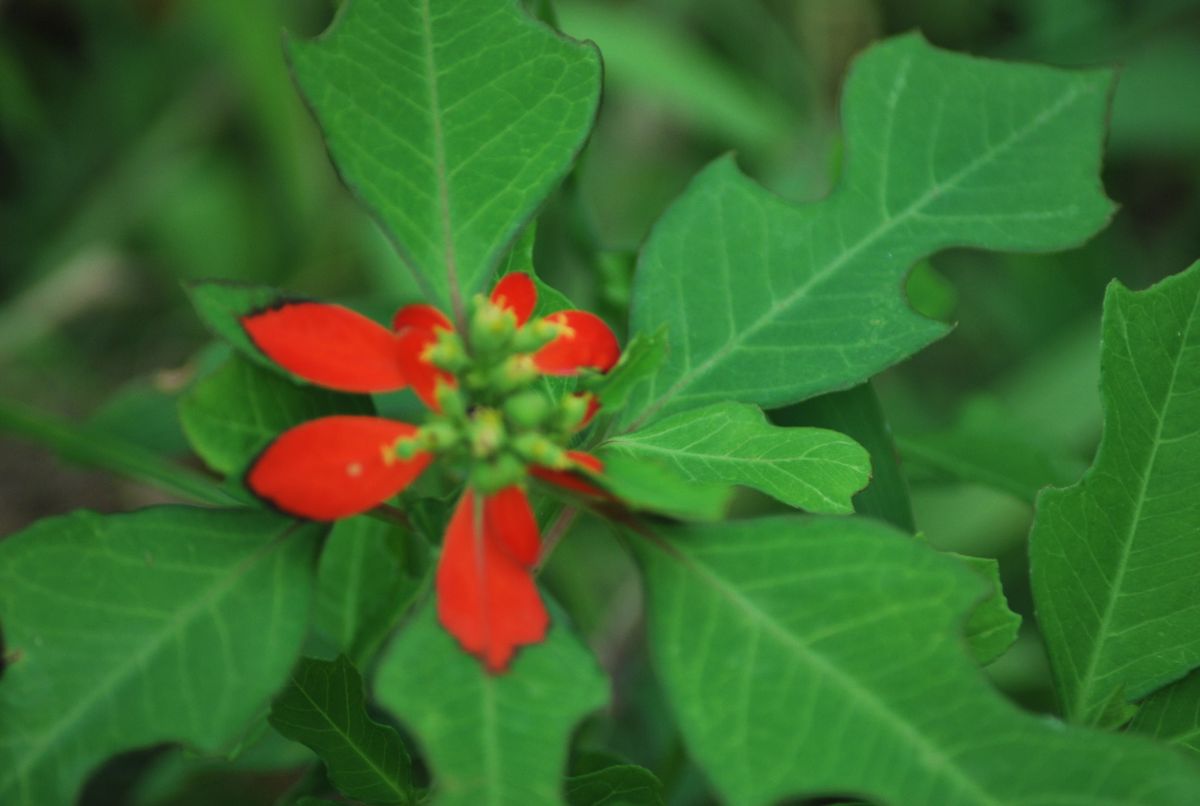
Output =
[
  {"x1": 178, "y1": 354, "x2": 374, "y2": 477},
  {"x1": 897, "y1": 398, "x2": 1087, "y2": 503},
  {"x1": 602, "y1": 402, "x2": 869, "y2": 514},
  {"x1": 187, "y1": 280, "x2": 294, "y2": 373},
  {"x1": 0, "y1": 507, "x2": 322, "y2": 806},
  {"x1": 620, "y1": 34, "x2": 1114, "y2": 429},
  {"x1": 1130, "y1": 669, "x2": 1200, "y2": 756},
  {"x1": 289, "y1": 0, "x2": 601, "y2": 310},
  {"x1": 375, "y1": 603, "x2": 607, "y2": 805},
  {"x1": 269, "y1": 655, "x2": 414, "y2": 805},
  {"x1": 635, "y1": 516, "x2": 1200, "y2": 804},
  {"x1": 955, "y1": 553, "x2": 1022, "y2": 666},
  {"x1": 315, "y1": 516, "x2": 428, "y2": 664},
  {"x1": 1031, "y1": 261, "x2": 1200, "y2": 726},
  {"x1": 591, "y1": 328, "x2": 668, "y2": 413}
]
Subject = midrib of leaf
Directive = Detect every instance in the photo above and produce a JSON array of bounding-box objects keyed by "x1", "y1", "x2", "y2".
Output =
[
  {"x1": 420, "y1": 0, "x2": 464, "y2": 324},
  {"x1": 482, "y1": 677, "x2": 502, "y2": 806},
  {"x1": 1070, "y1": 288, "x2": 1200, "y2": 720},
  {"x1": 0, "y1": 522, "x2": 296, "y2": 793},
  {"x1": 288, "y1": 667, "x2": 408, "y2": 801},
  {"x1": 625, "y1": 78, "x2": 1086, "y2": 432},
  {"x1": 653, "y1": 539, "x2": 1003, "y2": 806}
]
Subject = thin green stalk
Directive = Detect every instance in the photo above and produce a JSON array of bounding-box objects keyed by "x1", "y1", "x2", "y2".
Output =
[{"x1": 0, "y1": 398, "x2": 243, "y2": 507}]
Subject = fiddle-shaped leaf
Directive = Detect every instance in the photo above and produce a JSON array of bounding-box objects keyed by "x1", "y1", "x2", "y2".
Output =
[
  {"x1": 620, "y1": 33, "x2": 1114, "y2": 429},
  {"x1": 0, "y1": 507, "x2": 322, "y2": 806},
  {"x1": 601, "y1": 402, "x2": 869, "y2": 514},
  {"x1": 375, "y1": 603, "x2": 607, "y2": 805},
  {"x1": 1031, "y1": 261, "x2": 1200, "y2": 726},
  {"x1": 289, "y1": 0, "x2": 601, "y2": 310},
  {"x1": 635, "y1": 516, "x2": 1200, "y2": 805}
]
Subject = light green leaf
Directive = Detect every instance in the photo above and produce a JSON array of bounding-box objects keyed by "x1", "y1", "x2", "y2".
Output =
[
  {"x1": 289, "y1": 0, "x2": 601, "y2": 310},
  {"x1": 1031, "y1": 261, "x2": 1200, "y2": 726},
  {"x1": 955, "y1": 553, "x2": 1022, "y2": 666},
  {"x1": 314, "y1": 516, "x2": 428, "y2": 664},
  {"x1": 375, "y1": 604, "x2": 608, "y2": 806},
  {"x1": 587, "y1": 452, "x2": 732, "y2": 522},
  {"x1": 621, "y1": 33, "x2": 1114, "y2": 429},
  {"x1": 635, "y1": 516, "x2": 1200, "y2": 805},
  {"x1": 776, "y1": 382, "x2": 916, "y2": 531},
  {"x1": 269, "y1": 655, "x2": 414, "y2": 805},
  {"x1": 179, "y1": 354, "x2": 374, "y2": 477},
  {"x1": 1130, "y1": 669, "x2": 1200, "y2": 756},
  {"x1": 591, "y1": 327, "x2": 668, "y2": 413},
  {"x1": 602, "y1": 402, "x2": 869, "y2": 514},
  {"x1": 0, "y1": 507, "x2": 322, "y2": 806},
  {"x1": 897, "y1": 398, "x2": 1087, "y2": 503}
]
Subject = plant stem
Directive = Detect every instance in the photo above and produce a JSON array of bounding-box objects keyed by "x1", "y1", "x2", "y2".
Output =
[
  {"x1": 535, "y1": 505, "x2": 579, "y2": 571},
  {"x1": 0, "y1": 398, "x2": 243, "y2": 507}
]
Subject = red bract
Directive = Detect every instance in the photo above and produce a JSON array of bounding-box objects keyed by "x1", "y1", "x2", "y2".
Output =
[{"x1": 240, "y1": 273, "x2": 620, "y2": 672}]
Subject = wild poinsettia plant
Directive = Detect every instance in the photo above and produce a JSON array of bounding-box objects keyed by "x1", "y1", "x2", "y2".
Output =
[
  {"x1": 4, "y1": 1, "x2": 1200, "y2": 805},
  {"x1": 240, "y1": 272, "x2": 619, "y2": 670}
]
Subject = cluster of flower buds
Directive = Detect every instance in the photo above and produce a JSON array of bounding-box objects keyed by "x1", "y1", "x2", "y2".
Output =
[{"x1": 238, "y1": 272, "x2": 620, "y2": 671}]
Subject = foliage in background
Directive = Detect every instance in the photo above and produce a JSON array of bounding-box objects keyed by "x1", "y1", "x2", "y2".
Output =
[{"x1": 2, "y1": 0, "x2": 1200, "y2": 805}]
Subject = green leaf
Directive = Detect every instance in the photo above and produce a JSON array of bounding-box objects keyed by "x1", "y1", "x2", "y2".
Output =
[
  {"x1": 0, "y1": 506, "x2": 322, "y2": 806},
  {"x1": 620, "y1": 33, "x2": 1114, "y2": 429},
  {"x1": 634, "y1": 516, "x2": 1200, "y2": 805},
  {"x1": 897, "y1": 398, "x2": 1087, "y2": 503},
  {"x1": 775, "y1": 383, "x2": 915, "y2": 531},
  {"x1": 1030, "y1": 261, "x2": 1200, "y2": 726},
  {"x1": 602, "y1": 402, "x2": 869, "y2": 514},
  {"x1": 375, "y1": 603, "x2": 608, "y2": 806},
  {"x1": 269, "y1": 655, "x2": 414, "y2": 805},
  {"x1": 1130, "y1": 669, "x2": 1200, "y2": 756},
  {"x1": 315, "y1": 516, "x2": 428, "y2": 664},
  {"x1": 588, "y1": 452, "x2": 732, "y2": 522},
  {"x1": 591, "y1": 327, "x2": 667, "y2": 413},
  {"x1": 955, "y1": 553, "x2": 1022, "y2": 666},
  {"x1": 187, "y1": 280, "x2": 294, "y2": 374},
  {"x1": 288, "y1": 0, "x2": 601, "y2": 311},
  {"x1": 565, "y1": 763, "x2": 664, "y2": 806},
  {"x1": 178, "y1": 354, "x2": 374, "y2": 477}
]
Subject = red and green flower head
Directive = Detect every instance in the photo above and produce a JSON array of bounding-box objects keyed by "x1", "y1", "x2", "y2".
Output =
[{"x1": 239, "y1": 273, "x2": 619, "y2": 672}]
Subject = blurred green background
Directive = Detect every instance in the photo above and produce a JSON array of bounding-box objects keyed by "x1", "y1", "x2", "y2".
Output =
[{"x1": 3, "y1": 0, "x2": 1200, "y2": 803}]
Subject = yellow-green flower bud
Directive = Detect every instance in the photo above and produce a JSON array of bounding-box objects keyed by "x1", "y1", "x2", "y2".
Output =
[
  {"x1": 470, "y1": 453, "x2": 527, "y2": 495},
  {"x1": 426, "y1": 330, "x2": 468, "y2": 372},
  {"x1": 468, "y1": 295, "x2": 517, "y2": 355},
  {"x1": 511, "y1": 317, "x2": 561, "y2": 353},
  {"x1": 489, "y1": 354, "x2": 539, "y2": 394},
  {"x1": 469, "y1": 408, "x2": 506, "y2": 458},
  {"x1": 511, "y1": 432, "x2": 568, "y2": 469},
  {"x1": 421, "y1": 421, "x2": 460, "y2": 452},
  {"x1": 504, "y1": 390, "x2": 551, "y2": 430},
  {"x1": 554, "y1": 392, "x2": 590, "y2": 432},
  {"x1": 435, "y1": 382, "x2": 467, "y2": 421}
]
